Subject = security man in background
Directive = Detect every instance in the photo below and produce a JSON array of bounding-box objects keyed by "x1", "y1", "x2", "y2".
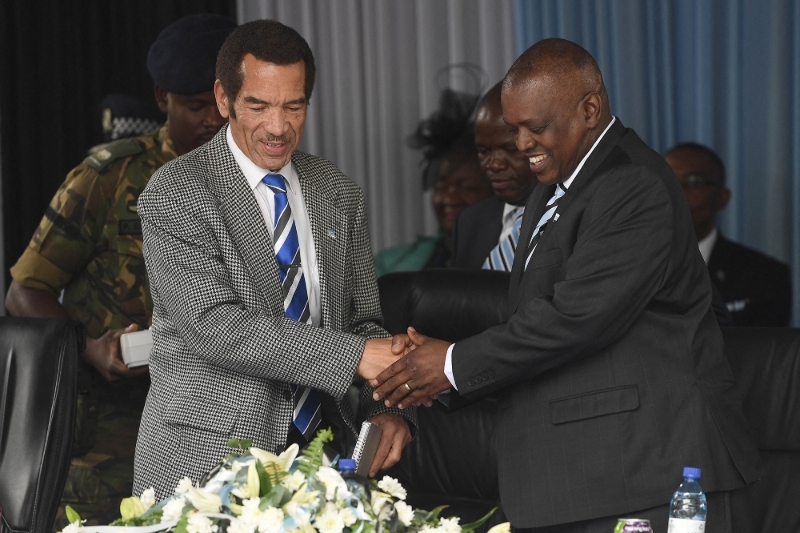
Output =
[{"x1": 5, "y1": 14, "x2": 236, "y2": 529}]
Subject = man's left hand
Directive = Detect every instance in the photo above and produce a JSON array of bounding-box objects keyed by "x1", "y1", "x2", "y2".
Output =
[
  {"x1": 370, "y1": 327, "x2": 452, "y2": 409},
  {"x1": 366, "y1": 413, "x2": 412, "y2": 477}
]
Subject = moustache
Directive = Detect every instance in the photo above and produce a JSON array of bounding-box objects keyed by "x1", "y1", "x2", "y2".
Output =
[{"x1": 263, "y1": 135, "x2": 290, "y2": 143}]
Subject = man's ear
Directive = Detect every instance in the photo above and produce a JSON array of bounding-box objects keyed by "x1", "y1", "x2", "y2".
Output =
[
  {"x1": 582, "y1": 91, "x2": 602, "y2": 129},
  {"x1": 154, "y1": 84, "x2": 169, "y2": 114},
  {"x1": 214, "y1": 79, "x2": 231, "y2": 119}
]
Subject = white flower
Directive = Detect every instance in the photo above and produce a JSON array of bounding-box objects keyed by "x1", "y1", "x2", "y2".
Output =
[
  {"x1": 377, "y1": 476, "x2": 406, "y2": 500},
  {"x1": 240, "y1": 498, "x2": 263, "y2": 519},
  {"x1": 187, "y1": 514, "x2": 218, "y2": 533},
  {"x1": 162, "y1": 496, "x2": 187, "y2": 522},
  {"x1": 281, "y1": 471, "x2": 305, "y2": 492},
  {"x1": 315, "y1": 467, "x2": 348, "y2": 501},
  {"x1": 339, "y1": 507, "x2": 357, "y2": 527},
  {"x1": 257, "y1": 507, "x2": 285, "y2": 533},
  {"x1": 186, "y1": 487, "x2": 222, "y2": 513},
  {"x1": 250, "y1": 444, "x2": 299, "y2": 472},
  {"x1": 440, "y1": 516, "x2": 461, "y2": 533},
  {"x1": 370, "y1": 491, "x2": 393, "y2": 520},
  {"x1": 140, "y1": 487, "x2": 156, "y2": 510},
  {"x1": 420, "y1": 525, "x2": 444, "y2": 533},
  {"x1": 394, "y1": 501, "x2": 414, "y2": 526},
  {"x1": 486, "y1": 523, "x2": 511, "y2": 533},
  {"x1": 313, "y1": 503, "x2": 344, "y2": 533},
  {"x1": 62, "y1": 522, "x2": 83, "y2": 533},
  {"x1": 175, "y1": 477, "x2": 194, "y2": 494}
]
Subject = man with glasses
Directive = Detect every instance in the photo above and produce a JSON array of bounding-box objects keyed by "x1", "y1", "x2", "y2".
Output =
[{"x1": 665, "y1": 142, "x2": 791, "y2": 326}]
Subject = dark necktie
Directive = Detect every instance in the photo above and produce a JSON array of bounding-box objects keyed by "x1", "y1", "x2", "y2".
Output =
[
  {"x1": 483, "y1": 206, "x2": 525, "y2": 271},
  {"x1": 262, "y1": 174, "x2": 321, "y2": 440},
  {"x1": 524, "y1": 184, "x2": 565, "y2": 270}
]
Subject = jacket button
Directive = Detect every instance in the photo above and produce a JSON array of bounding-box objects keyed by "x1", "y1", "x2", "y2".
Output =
[
  {"x1": 488, "y1": 370, "x2": 496, "y2": 378},
  {"x1": 468, "y1": 379, "x2": 475, "y2": 386},
  {"x1": 283, "y1": 390, "x2": 293, "y2": 401}
]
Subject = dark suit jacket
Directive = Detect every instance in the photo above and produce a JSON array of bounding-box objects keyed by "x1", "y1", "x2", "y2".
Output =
[
  {"x1": 452, "y1": 196, "x2": 505, "y2": 269},
  {"x1": 708, "y1": 233, "x2": 791, "y2": 327},
  {"x1": 451, "y1": 120, "x2": 762, "y2": 528}
]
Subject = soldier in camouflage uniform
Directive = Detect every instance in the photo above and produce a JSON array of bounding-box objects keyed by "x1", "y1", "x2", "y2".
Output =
[{"x1": 5, "y1": 14, "x2": 237, "y2": 531}]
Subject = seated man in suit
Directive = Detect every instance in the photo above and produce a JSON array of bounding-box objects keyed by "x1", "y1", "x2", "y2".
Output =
[
  {"x1": 665, "y1": 142, "x2": 791, "y2": 326},
  {"x1": 372, "y1": 38, "x2": 761, "y2": 533},
  {"x1": 132, "y1": 19, "x2": 414, "y2": 500},
  {"x1": 452, "y1": 82, "x2": 537, "y2": 270}
]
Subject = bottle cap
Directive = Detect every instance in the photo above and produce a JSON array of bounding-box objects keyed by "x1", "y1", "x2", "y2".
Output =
[
  {"x1": 683, "y1": 466, "x2": 702, "y2": 479},
  {"x1": 339, "y1": 458, "x2": 357, "y2": 471}
]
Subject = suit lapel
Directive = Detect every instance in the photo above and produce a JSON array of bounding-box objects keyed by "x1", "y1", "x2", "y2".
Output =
[
  {"x1": 210, "y1": 128, "x2": 284, "y2": 314},
  {"x1": 510, "y1": 183, "x2": 554, "y2": 295},
  {"x1": 293, "y1": 153, "x2": 348, "y2": 330},
  {"x1": 508, "y1": 119, "x2": 627, "y2": 310}
]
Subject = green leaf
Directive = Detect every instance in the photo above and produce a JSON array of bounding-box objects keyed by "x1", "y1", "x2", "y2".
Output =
[
  {"x1": 173, "y1": 514, "x2": 189, "y2": 533},
  {"x1": 65, "y1": 506, "x2": 81, "y2": 525},
  {"x1": 227, "y1": 438, "x2": 253, "y2": 450},
  {"x1": 460, "y1": 507, "x2": 497, "y2": 532},
  {"x1": 296, "y1": 427, "x2": 334, "y2": 476},
  {"x1": 255, "y1": 456, "x2": 272, "y2": 496},
  {"x1": 260, "y1": 485, "x2": 291, "y2": 509}
]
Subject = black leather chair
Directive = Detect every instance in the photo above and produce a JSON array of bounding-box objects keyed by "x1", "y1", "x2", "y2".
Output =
[
  {"x1": 378, "y1": 269, "x2": 800, "y2": 532},
  {"x1": 0, "y1": 317, "x2": 82, "y2": 533}
]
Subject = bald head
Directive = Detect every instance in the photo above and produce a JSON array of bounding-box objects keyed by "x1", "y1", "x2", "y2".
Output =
[
  {"x1": 500, "y1": 38, "x2": 612, "y2": 185},
  {"x1": 506, "y1": 39, "x2": 605, "y2": 98}
]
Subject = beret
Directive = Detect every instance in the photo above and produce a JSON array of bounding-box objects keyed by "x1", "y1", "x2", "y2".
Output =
[{"x1": 147, "y1": 13, "x2": 237, "y2": 95}]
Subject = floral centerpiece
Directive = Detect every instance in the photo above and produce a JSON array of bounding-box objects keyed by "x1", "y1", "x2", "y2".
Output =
[{"x1": 62, "y1": 429, "x2": 508, "y2": 533}]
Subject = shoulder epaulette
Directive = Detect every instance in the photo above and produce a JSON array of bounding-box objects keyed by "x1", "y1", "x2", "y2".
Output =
[{"x1": 83, "y1": 137, "x2": 144, "y2": 172}]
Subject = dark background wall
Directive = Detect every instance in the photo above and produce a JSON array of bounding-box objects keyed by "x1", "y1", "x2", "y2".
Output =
[{"x1": 0, "y1": 0, "x2": 236, "y2": 294}]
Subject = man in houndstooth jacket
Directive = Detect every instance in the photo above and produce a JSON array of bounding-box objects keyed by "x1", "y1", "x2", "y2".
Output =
[{"x1": 133, "y1": 19, "x2": 415, "y2": 499}]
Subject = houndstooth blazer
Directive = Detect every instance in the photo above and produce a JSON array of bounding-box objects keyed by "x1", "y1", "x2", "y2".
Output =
[{"x1": 133, "y1": 126, "x2": 411, "y2": 499}]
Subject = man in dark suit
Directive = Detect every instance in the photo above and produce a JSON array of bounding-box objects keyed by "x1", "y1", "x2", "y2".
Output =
[
  {"x1": 371, "y1": 39, "x2": 761, "y2": 532},
  {"x1": 132, "y1": 19, "x2": 414, "y2": 499},
  {"x1": 452, "y1": 83, "x2": 537, "y2": 270},
  {"x1": 665, "y1": 143, "x2": 791, "y2": 326}
]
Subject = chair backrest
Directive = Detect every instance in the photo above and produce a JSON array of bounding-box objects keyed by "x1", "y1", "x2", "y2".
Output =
[{"x1": 0, "y1": 317, "x2": 80, "y2": 533}]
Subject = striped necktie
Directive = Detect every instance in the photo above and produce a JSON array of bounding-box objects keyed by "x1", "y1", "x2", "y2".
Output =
[
  {"x1": 483, "y1": 206, "x2": 525, "y2": 271},
  {"x1": 262, "y1": 174, "x2": 321, "y2": 440},
  {"x1": 524, "y1": 184, "x2": 565, "y2": 270}
]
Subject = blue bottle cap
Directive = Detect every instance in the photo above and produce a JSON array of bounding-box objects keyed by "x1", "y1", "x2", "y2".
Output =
[
  {"x1": 683, "y1": 466, "x2": 702, "y2": 479},
  {"x1": 339, "y1": 458, "x2": 357, "y2": 471}
]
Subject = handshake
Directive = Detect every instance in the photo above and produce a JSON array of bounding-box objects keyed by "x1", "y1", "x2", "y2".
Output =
[{"x1": 357, "y1": 328, "x2": 453, "y2": 410}]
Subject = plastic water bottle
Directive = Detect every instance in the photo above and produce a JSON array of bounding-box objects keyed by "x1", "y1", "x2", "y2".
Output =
[
  {"x1": 668, "y1": 466, "x2": 707, "y2": 532},
  {"x1": 338, "y1": 458, "x2": 367, "y2": 499}
]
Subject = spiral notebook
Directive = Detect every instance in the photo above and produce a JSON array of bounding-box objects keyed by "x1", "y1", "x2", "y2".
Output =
[{"x1": 352, "y1": 421, "x2": 383, "y2": 476}]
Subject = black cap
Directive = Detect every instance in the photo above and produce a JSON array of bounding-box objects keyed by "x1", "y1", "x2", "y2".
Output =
[{"x1": 147, "y1": 13, "x2": 237, "y2": 95}]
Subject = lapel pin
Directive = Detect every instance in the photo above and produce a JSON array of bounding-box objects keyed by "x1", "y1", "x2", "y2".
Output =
[
  {"x1": 328, "y1": 229, "x2": 336, "y2": 239},
  {"x1": 554, "y1": 213, "x2": 560, "y2": 221}
]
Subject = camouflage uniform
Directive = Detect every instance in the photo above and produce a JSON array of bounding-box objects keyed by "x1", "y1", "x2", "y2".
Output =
[{"x1": 10, "y1": 125, "x2": 177, "y2": 530}]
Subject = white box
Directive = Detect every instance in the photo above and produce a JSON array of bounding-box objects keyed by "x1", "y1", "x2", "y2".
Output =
[{"x1": 120, "y1": 329, "x2": 153, "y2": 368}]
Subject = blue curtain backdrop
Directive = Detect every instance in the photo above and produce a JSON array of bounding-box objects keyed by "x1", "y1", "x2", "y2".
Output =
[{"x1": 514, "y1": 0, "x2": 800, "y2": 326}]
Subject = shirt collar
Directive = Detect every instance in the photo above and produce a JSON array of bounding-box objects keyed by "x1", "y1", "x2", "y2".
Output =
[
  {"x1": 697, "y1": 226, "x2": 718, "y2": 264},
  {"x1": 502, "y1": 202, "x2": 524, "y2": 221},
  {"x1": 561, "y1": 116, "x2": 616, "y2": 190},
  {"x1": 225, "y1": 125, "x2": 296, "y2": 192}
]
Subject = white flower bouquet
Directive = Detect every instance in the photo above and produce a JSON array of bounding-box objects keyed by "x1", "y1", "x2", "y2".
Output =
[{"x1": 62, "y1": 429, "x2": 508, "y2": 533}]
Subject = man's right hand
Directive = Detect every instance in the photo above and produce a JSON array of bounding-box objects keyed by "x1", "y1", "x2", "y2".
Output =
[
  {"x1": 357, "y1": 334, "x2": 414, "y2": 381},
  {"x1": 83, "y1": 323, "x2": 149, "y2": 383}
]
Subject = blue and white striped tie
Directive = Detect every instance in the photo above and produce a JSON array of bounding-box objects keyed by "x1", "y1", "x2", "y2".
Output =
[
  {"x1": 263, "y1": 174, "x2": 321, "y2": 440},
  {"x1": 524, "y1": 184, "x2": 565, "y2": 270},
  {"x1": 483, "y1": 207, "x2": 525, "y2": 271}
]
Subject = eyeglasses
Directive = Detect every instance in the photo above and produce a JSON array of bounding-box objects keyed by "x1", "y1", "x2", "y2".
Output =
[{"x1": 679, "y1": 174, "x2": 721, "y2": 188}]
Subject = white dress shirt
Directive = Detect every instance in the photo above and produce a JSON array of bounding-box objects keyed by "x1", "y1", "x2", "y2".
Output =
[
  {"x1": 444, "y1": 117, "x2": 618, "y2": 390},
  {"x1": 225, "y1": 126, "x2": 322, "y2": 326},
  {"x1": 498, "y1": 203, "x2": 525, "y2": 242},
  {"x1": 697, "y1": 227, "x2": 718, "y2": 264}
]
